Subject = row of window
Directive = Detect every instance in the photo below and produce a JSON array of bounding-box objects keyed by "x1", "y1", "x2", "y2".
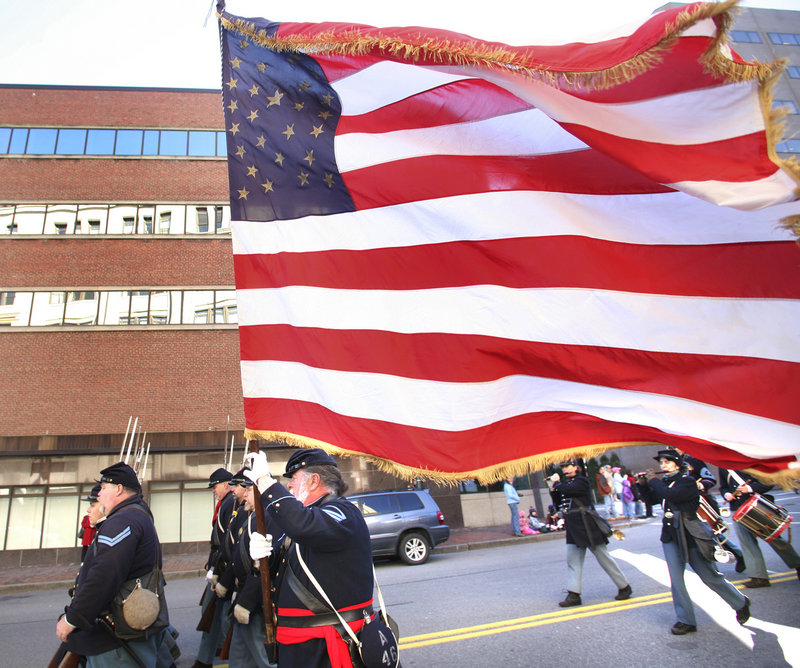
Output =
[
  {"x1": 0, "y1": 203, "x2": 231, "y2": 236},
  {"x1": 0, "y1": 127, "x2": 227, "y2": 157},
  {"x1": 0, "y1": 482, "x2": 212, "y2": 550},
  {"x1": 0, "y1": 289, "x2": 238, "y2": 327},
  {"x1": 731, "y1": 31, "x2": 800, "y2": 45}
]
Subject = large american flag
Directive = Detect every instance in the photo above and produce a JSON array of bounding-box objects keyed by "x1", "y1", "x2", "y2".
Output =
[{"x1": 218, "y1": 2, "x2": 800, "y2": 482}]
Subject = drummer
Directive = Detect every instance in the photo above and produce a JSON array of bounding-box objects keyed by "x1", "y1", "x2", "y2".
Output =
[{"x1": 719, "y1": 468, "x2": 800, "y2": 587}]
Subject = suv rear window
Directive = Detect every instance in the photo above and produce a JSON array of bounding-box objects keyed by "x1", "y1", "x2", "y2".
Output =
[
  {"x1": 397, "y1": 493, "x2": 424, "y2": 511},
  {"x1": 361, "y1": 494, "x2": 399, "y2": 516}
]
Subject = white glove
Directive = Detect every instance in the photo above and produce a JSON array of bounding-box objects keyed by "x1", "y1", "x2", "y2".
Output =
[
  {"x1": 205, "y1": 568, "x2": 216, "y2": 583},
  {"x1": 234, "y1": 604, "x2": 251, "y2": 625},
  {"x1": 249, "y1": 532, "x2": 273, "y2": 562},
  {"x1": 244, "y1": 451, "x2": 276, "y2": 493},
  {"x1": 214, "y1": 582, "x2": 228, "y2": 599}
]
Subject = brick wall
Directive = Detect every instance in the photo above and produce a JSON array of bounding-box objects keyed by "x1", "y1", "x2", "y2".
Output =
[
  {"x1": 0, "y1": 158, "x2": 229, "y2": 201},
  {"x1": 0, "y1": 87, "x2": 224, "y2": 128},
  {"x1": 0, "y1": 329, "x2": 245, "y2": 436},
  {"x1": 0, "y1": 237, "x2": 235, "y2": 286}
]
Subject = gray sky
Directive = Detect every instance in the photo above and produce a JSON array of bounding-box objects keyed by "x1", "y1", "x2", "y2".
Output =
[{"x1": 0, "y1": 0, "x2": 796, "y2": 89}]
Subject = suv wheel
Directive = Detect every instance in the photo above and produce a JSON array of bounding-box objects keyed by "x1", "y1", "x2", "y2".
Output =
[{"x1": 399, "y1": 532, "x2": 430, "y2": 565}]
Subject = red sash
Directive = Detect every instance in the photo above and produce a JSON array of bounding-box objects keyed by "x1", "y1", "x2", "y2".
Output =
[{"x1": 276, "y1": 600, "x2": 372, "y2": 668}]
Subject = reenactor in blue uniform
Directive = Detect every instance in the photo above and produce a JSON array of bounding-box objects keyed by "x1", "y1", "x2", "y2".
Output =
[
  {"x1": 551, "y1": 457, "x2": 632, "y2": 607},
  {"x1": 648, "y1": 451, "x2": 750, "y2": 635},
  {"x1": 227, "y1": 475, "x2": 281, "y2": 667},
  {"x1": 719, "y1": 467, "x2": 800, "y2": 587},
  {"x1": 55, "y1": 462, "x2": 169, "y2": 666},
  {"x1": 194, "y1": 467, "x2": 235, "y2": 668},
  {"x1": 246, "y1": 448, "x2": 374, "y2": 668}
]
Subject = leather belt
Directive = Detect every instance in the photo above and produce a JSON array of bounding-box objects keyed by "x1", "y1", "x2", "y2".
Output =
[{"x1": 278, "y1": 605, "x2": 373, "y2": 628}]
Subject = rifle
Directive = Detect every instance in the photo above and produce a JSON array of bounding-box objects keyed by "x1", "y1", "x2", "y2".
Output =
[
  {"x1": 247, "y1": 440, "x2": 278, "y2": 664},
  {"x1": 46, "y1": 644, "x2": 81, "y2": 668},
  {"x1": 218, "y1": 622, "x2": 234, "y2": 660},
  {"x1": 196, "y1": 588, "x2": 218, "y2": 633}
]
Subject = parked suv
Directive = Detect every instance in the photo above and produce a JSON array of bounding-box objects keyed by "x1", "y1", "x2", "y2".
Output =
[{"x1": 346, "y1": 489, "x2": 450, "y2": 564}]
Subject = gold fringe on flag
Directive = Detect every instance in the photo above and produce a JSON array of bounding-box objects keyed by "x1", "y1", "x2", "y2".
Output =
[{"x1": 245, "y1": 430, "x2": 799, "y2": 488}]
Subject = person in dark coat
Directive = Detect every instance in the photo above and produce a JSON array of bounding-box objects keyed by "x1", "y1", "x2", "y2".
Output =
[
  {"x1": 195, "y1": 467, "x2": 235, "y2": 668},
  {"x1": 551, "y1": 457, "x2": 631, "y2": 608},
  {"x1": 246, "y1": 448, "x2": 374, "y2": 668},
  {"x1": 226, "y1": 475, "x2": 281, "y2": 668},
  {"x1": 648, "y1": 451, "x2": 750, "y2": 635},
  {"x1": 719, "y1": 468, "x2": 800, "y2": 587},
  {"x1": 55, "y1": 462, "x2": 168, "y2": 666}
]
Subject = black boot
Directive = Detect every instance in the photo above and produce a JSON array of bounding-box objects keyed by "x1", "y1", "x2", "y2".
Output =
[
  {"x1": 736, "y1": 596, "x2": 751, "y2": 625},
  {"x1": 615, "y1": 584, "x2": 632, "y2": 600},
  {"x1": 559, "y1": 591, "x2": 581, "y2": 607},
  {"x1": 733, "y1": 551, "x2": 746, "y2": 573}
]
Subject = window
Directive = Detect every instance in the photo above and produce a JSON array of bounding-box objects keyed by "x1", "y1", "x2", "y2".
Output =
[
  {"x1": 0, "y1": 127, "x2": 10, "y2": 153},
  {"x1": 730, "y1": 30, "x2": 762, "y2": 43},
  {"x1": 215, "y1": 206, "x2": 224, "y2": 231},
  {"x1": 196, "y1": 208, "x2": 209, "y2": 233},
  {"x1": 360, "y1": 494, "x2": 399, "y2": 516},
  {"x1": 189, "y1": 130, "x2": 217, "y2": 156},
  {"x1": 768, "y1": 32, "x2": 800, "y2": 45},
  {"x1": 7, "y1": 222, "x2": 17, "y2": 235},
  {"x1": 56, "y1": 129, "x2": 87, "y2": 155},
  {"x1": 123, "y1": 216, "x2": 135, "y2": 234},
  {"x1": 26, "y1": 128, "x2": 58, "y2": 155},
  {"x1": 777, "y1": 138, "x2": 800, "y2": 153},
  {"x1": 0, "y1": 292, "x2": 15, "y2": 305},
  {"x1": 9, "y1": 128, "x2": 28, "y2": 154},
  {"x1": 773, "y1": 100, "x2": 799, "y2": 114},
  {"x1": 159, "y1": 130, "x2": 188, "y2": 156},
  {"x1": 159, "y1": 211, "x2": 172, "y2": 234},
  {"x1": 142, "y1": 215, "x2": 153, "y2": 234},
  {"x1": 88, "y1": 219, "x2": 101, "y2": 234},
  {"x1": 85, "y1": 129, "x2": 115, "y2": 155},
  {"x1": 788, "y1": 66, "x2": 800, "y2": 79},
  {"x1": 397, "y1": 493, "x2": 425, "y2": 511},
  {"x1": 54, "y1": 222, "x2": 68, "y2": 235},
  {"x1": 114, "y1": 129, "x2": 144, "y2": 155}
]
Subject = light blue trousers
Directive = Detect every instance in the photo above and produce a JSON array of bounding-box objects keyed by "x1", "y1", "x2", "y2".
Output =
[
  {"x1": 735, "y1": 521, "x2": 800, "y2": 580},
  {"x1": 662, "y1": 538, "x2": 746, "y2": 626},
  {"x1": 228, "y1": 610, "x2": 273, "y2": 667},
  {"x1": 86, "y1": 629, "x2": 166, "y2": 668},
  {"x1": 566, "y1": 542, "x2": 628, "y2": 594}
]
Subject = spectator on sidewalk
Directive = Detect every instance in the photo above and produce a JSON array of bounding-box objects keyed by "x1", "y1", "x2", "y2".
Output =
[
  {"x1": 621, "y1": 471, "x2": 637, "y2": 520},
  {"x1": 504, "y1": 477, "x2": 522, "y2": 536},
  {"x1": 528, "y1": 507, "x2": 549, "y2": 533},
  {"x1": 596, "y1": 466, "x2": 617, "y2": 519}
]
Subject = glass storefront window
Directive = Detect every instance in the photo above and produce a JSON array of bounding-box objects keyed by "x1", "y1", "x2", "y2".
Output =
[
  {"x1": 181, "y1": 484, "x2": 213, "y2": 542},
  {"x1": 42, "y1": 493, "x2": 80, "y2": 548},
  {"x1": 150, "y1": 491, "x2": 181, "y2": 543},
  {"x1": 6, "y1": 488, "x2": 45, "y2": 550}
]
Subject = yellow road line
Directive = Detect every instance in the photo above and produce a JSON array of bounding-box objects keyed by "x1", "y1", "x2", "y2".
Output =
[{"x1": 398, "y1": 570, "x2": 798, "y2": 650}]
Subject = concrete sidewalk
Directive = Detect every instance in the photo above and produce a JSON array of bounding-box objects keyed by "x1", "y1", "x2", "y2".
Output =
[{"x1": 0, "y1": 519, "x2": 641, "y2": 594}]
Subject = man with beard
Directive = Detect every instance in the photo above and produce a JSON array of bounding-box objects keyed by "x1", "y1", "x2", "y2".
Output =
[
  {"x1": 551, "y1": 457, "x2": 632, "y2": 608},
  {"x1": 245, "y1": 448, "x2": 374, "y2": 668}
]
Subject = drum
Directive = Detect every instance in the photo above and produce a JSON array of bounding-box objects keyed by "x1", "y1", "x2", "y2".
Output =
[
  {"x1": 696, "y1": 495, "x2": 729, "y2": 541},
  {"x1": 732, "y1": 494, "x2": 793, "y2": 543}
]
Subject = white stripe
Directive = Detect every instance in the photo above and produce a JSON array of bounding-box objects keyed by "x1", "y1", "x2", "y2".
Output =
[
  {"x1": 240, "y1": 360, "x2": 800, "y2": 460},
  {"x1": 442, "y1": 66, "x2": 764, "y2": 146},
  {"x1": 235, "y1": 286, "x2": 800, "y2": 363},
  {"x1": 668, "y1": 170, "x2": 800, "y2": 210},
  {"x1": 230, "y1": 192, "x2": 798, "y2": 255},
  {"x1": 321, "y1": 505, "x2": 347, "y2": 522},
  {"x1": 336, "y1": 58, "x2": 765, "y2": 146},
  {"x1": 332, "y1": 61, "x2": 474, "y2": 116},
  {"x1": 334, "y1": 108, "x2": 584, "y2": 172}
]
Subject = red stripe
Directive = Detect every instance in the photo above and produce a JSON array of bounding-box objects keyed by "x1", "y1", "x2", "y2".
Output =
[
  {"x1": 233, "y1": 238, "x2": 799, "y2": 298},
  {"x1": 343, "y1": 151, "x2": 671, "y2": 209},
  {"x1": 338, "y1": 78, "x2": 532, "y2": 135},
  {"x1": 562, "y1": 125, "x2": 777, "y2": 184},
  {"x1": 239, "y1": 326, "x2": 799, "y2": 425},
  {"x1": 242, "y1": 397, "x2": 795, "y2": 473},
  {"x1": 278, "y1": 5, "x2": 699, "y2": 74}
]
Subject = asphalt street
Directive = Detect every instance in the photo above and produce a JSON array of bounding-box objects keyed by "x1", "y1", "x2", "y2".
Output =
[{"x1": 3, "y1": 490, "x2": 799, "y2": 667}]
